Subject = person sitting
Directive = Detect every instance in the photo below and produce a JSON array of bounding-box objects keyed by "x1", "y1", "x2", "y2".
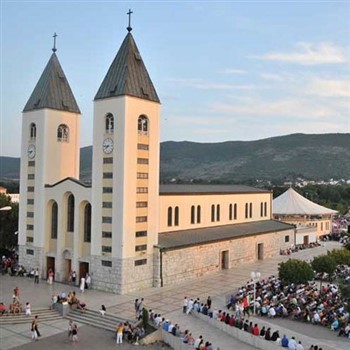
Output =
[
  {"x1": 271, "y1": 330, "x2": 280, "y2": 342},
  {"x1": 0, "y1": 302, "x2": 7, "y2": 316},
  {"x1": 76, "y1": 300, "x2": 86, "y2": 312},
  {"x1": 281, "y1": 334, "x2": 289, "y2": 347},
  {"x1": 99, "y1": 305, "x2": 106, "y2": 316}
]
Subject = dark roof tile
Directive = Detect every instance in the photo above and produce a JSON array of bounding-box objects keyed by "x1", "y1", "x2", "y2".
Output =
[
  {"x1": 94, "y1": 33, "x2": 160, "y2": 103},
  {"x1": 158, "y1": 220, "x2": 294, "y2": 250},
  {"x1": 23, "y1": 53, "x2": 80, "y2": 114}
]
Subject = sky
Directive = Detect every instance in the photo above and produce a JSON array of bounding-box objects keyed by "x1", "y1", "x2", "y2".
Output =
[{"x1": 1, "y1": 0, "x2": 350, "y2": 157}]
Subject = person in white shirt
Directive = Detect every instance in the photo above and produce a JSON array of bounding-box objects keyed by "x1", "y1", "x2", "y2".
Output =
[
  {"x1": 296, "y1": 340, "x2": 304, "y2": 350},
  {"x1": 25, "y1": 302, "x2": 31, "y2": 316},
  {"x1": 186, "y1": 299, "x2": 194, "y2": 315},
  {"x1": 183, "y1": 297, "x2": 188, "y2": 313},
  {"x1": 288, "y1": 336, "x2": 297, "y2": 350}
]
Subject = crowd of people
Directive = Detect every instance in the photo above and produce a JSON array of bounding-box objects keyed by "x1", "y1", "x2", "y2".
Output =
[{"x1": 225, "y1": 274, "x2": 349, "y2": 340}]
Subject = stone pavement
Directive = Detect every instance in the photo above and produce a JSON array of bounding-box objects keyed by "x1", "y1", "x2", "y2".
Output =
[{"x1": 0, "y1": 241, "x2": 347, "y2": 350}]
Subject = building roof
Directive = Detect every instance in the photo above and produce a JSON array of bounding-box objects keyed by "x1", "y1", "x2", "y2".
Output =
[
  {"x1": 44, "y1": 177, "x2": 91, "y2": 188},
  {"x1": 273, "y1": 187, "x2": 337, "y2": 215},
  {"x1": 23, "y1": 53, "x2": 80, "y2": 114},
  {"x1": 159, "y1": 184, "x2": 270, "y2": 195},
  {"x1": 94, "y1": 33, "x2": 160, "y2": 103},
  {"x1": 157, "y1": 220, "x2": 293, "y2": 250}
]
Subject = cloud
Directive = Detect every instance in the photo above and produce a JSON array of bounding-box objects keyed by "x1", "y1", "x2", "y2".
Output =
[
  {"x1": 308, "y1": 78, "x2": 350, "y2": 97},
  {"x1": 210, "y1": 98, "x2": 338, "y2": 119},
  {"x1": 260, "y1": 73, "x2": 285, "y2": 82},
  {"x1": 169, "y1": 78, "x2": 256, "y2": 90},
  {"x1": 251, "y1": 42, "x2": 347, "y2": 65},
  {"x1": 221, "y1": 69, "x2": 246, "y2": 74}
]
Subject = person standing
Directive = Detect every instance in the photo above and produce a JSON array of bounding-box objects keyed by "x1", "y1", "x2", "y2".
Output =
[
  {"x1": 116, "y1": 322, "x2": 124, "y2": 344},
  {"x1": 85, "y1": 273, "x2": 91, "y2": 289},
  {"x1": 32, "y1": 315, "x2": 41, "y2": 337},
  {"x1": 207, "y1": 296, "x2": 212, "y2": 309},
  {"x1": 72, "y1": 271, "x2": 76, "y2": 284},
  {"x1": 72, "y1": 323, "x2": 78, "y2": 345},
  {"x1": 25, "y1": 302, "x2": 31, "y2": 316},
  {"x1": 183, "y1": 296, "x2": 188, "y2": 313},
  {"x1": 48, "y1": 269, "x2": 54, "y2": 285},
  {"x1": 80, "y1": 276, "x2": 85, "y2": 293},
  {"x1": 34, "y1": 268, "x2": 39, "y2": 284}
]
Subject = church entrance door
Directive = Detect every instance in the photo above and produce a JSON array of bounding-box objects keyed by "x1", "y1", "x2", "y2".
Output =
[
  {"x1": 221, "y1": 250, "x2": 229, "y2": 269},
  {"x1": 47, "y1": 257, "x2": 55, "y2": 278},
  {"x1": 257, "y1": 243, "x2": 264, "y2": 260},
  {"x1": 79, "y1": 262, "x2": 89, "y2": 281}
]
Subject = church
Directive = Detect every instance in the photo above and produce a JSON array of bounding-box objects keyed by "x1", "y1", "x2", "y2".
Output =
[{"x1": 18, "y1": 19, "x2": 294, "y2": 294}]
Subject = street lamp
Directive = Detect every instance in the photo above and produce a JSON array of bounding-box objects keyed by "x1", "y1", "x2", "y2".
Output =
[
  {"x1": 250, "y1": 271, "x2": 261, "y2": 316},
  {"x1": 0, "y1": 206, "x2": 12, "y2": 211}
]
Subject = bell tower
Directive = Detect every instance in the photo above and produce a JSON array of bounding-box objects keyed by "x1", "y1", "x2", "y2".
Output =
[
  {"x1": 19, "y1": 35, "x2": 81, "y2": 273},
  {"x1": 91, "y1": 17, "x2": 161, "y2": 293}
]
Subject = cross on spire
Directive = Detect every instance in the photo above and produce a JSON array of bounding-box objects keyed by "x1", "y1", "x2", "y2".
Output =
[
  {"x1": 127, "y1": 9, "x2": 133, "y2": 32},
  {"x1": 52, "y1": 32, "x2": 57, "y2": 53}
]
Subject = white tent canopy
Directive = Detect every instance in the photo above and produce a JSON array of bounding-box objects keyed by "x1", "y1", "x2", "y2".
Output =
[{"x1": 273, "y1": 188, "x2": 338, "y2": 216}]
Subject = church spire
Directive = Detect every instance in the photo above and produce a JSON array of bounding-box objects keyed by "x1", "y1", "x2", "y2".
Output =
[
  {"x1": 23, "y1": 46, "x2": 80, "y2": 113},
  {"x1": 94, "y1": 28, "x2": 160, "y2": 103}
]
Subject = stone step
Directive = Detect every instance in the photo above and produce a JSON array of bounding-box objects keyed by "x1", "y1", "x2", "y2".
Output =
[
  {"x1": 0, "y1": 308, "x2": 61, "y2": 325},
  {"x1": 66, "y1": 309, "x2": 130, "y2": 333}
]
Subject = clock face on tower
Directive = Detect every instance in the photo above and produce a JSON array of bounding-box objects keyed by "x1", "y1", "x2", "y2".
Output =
[
  {"x1": 103, "y1": 138, "x2": 114, "y2": 154},
  {"x1": 27, "y1": 144, "x2": 36, "y2": 159}
]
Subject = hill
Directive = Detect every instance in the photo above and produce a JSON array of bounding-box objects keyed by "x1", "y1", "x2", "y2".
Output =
[{"x1": 1, "y1": 133, "x2": 349, "y2": 184}]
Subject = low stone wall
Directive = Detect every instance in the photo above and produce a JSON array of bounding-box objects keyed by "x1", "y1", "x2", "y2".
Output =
[
  {"x1": 162, "y1": 330, "x2": 193, "y2": 350},
  {"x1": 193, "y1": 312, "x2": 337, "y2": 350},
  {"x1": 139, "y1": 328, "x2": 163, "y2": 345}
]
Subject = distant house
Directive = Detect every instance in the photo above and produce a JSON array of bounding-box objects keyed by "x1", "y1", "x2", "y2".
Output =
[
  {"x1": 0, "y1": 186, "x2": 19, "y2": 203},
  {"x1": 273, "y1": 188, "x2": 337, "y2": 245}
]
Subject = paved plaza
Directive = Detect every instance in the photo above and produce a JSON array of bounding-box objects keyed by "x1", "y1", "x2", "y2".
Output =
[{"x1": 0, "y1": 241, "x2": 348, "y2": 350}]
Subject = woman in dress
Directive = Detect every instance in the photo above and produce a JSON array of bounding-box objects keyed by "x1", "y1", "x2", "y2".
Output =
[{"x1": 80, "y1": 277, "x2": 85, "y2": 293}]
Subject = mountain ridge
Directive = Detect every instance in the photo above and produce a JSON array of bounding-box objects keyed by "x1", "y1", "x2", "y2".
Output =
[{"x1": 1, "y1": 133, "x2": 349, "y2": 183}]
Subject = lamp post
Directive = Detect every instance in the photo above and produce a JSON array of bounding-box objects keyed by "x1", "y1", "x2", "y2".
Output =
[{"x1": 250, "y1": 271, "x2": 261, "y2": 316}]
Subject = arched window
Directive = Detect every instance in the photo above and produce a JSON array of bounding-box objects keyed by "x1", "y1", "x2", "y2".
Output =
[
  {"x1": 174, "y1": 207, "x2": 179, "y2": 226},
  {"x1": 249, "y1": 203, "x2": 253, "y2": 218},
  {"x1": 84, "y1": 203, "x2": 91, "y2": 242},
  {"x1": 264, "y1": 202, "x2": 267, "y2": 217},
  {"x1": 51, "y1": 202, "x2": 58, "y2": 239},
  {"x1": 234, "y1": 203, "x2": 237, "y2": 220},
  {"x1": 211, "y1": 205, "x2": 215, "y2": 222},
  {"x1": 191, "y1": 205, "x2": 195, "y2": 224},
  {"x1": 229, "y1": 204, "x2": 233, "y2": 220},
  {"x1": 30, "y1": 123, "x2": 36, "y2": 140},
  {"x1": 167, "y1": 207, "x2": 172, "y2": 227},
  {"x1": 216, "y1": 204, "x2": 220, "y2": 221},
  {"x1": 245, "y1": 203, "x2": 248, "y2": 219},
  {"x1": 105, "y1": 113, "x2": 114, "y2": 134},
  {"x1": 197, "y1": 205, "x2": 201, "y2": 224},
  {"x1": 67, "y1": 194, "x2": 75, "y2": 231},
  {"x1": 57, "y1": 124, "x2": 69, "y2": 142},
  {"x1": 138, "y1": 115, "x2": 149, "y2": 136}
]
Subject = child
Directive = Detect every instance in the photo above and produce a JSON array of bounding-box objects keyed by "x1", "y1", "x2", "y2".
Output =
[{"x1": 25, "y1": 302, "x2": 31, "y2": 316}]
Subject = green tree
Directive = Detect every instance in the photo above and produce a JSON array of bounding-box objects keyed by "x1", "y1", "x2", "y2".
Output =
[
  {"x1": 327, "y1": 249, "x2": 350, "y2": 265},
  {"x1": 278, "y1": 259, "x2": 314, "y2": 285},
  {"x1": 0, "y1": 194, "x2": 18, "y2": 252},
  {"x1": 311, "y1": 255, "x2": 337, "y2": 289},
  {"x1": 344, "y1": 242, "x2": 350, "y2": 252}
]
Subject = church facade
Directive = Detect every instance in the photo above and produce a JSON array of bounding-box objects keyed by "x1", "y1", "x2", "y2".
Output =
[{"x1": 18, "y1": 25, "x2": 294, "y2": 294}]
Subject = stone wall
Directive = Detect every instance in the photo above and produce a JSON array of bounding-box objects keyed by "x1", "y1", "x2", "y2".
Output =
[
  {"x1": 161, "y1": 229, "x2": 294, "y2": 286},
  {"x1": 18, "y1": 245, "x2": 45, "y2": 277},
  {"x1": 89, "y1": 253, "x2": 155, "y2": 294}
]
